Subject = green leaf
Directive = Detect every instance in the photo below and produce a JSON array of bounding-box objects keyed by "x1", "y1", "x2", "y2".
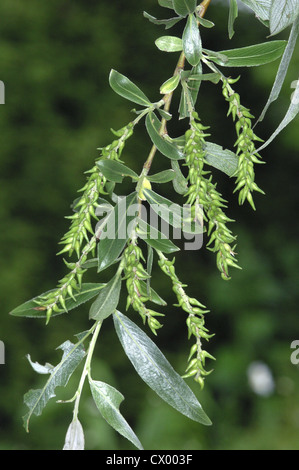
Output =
[
  {"x1": 113, "y1": 311, "x2": 212, "y2": 426},
  {"x1": 97, "y1": 192, "x2": 138, "y2": 273},
  {"x1": 89, "y1": 379, "x2": 143, "y2": 450},
  {"x1": 143, "y1": 12, "x2": 182, "y2": 30},
  {"x1": 197, "y1": 17, "x2": 215, "y2": 28},
  {"x1": 171, "y1": 160, "x2": 189, "y2": 194},
  {"x1": 89, "y1": 273, "x2": 122, "y2": 321},
  {"x1": 188, "y1": 72, "x2": 221, "y2": 83},
  {"x1": 10, "y1": 283, "x2": 106, "y2": 318},
  {"x1": 160, "y1": 74, "x2": 181, "y2": 95},
  {"x1": 147, "y1": 169, "x2": 175, "y2": 183},
  {"x1": 109, "y1": 70, "x2": 152, "y2": 107},
  {"x1": 145, "y1": 112, "x2": 184, "y2": 160},
  {"x1": 172, "y1": 0, "x2": 197, "y2": 17},
  {"x1": 179, "y1": 62, "x2": 203, "y2": 119},
  {"x1": 63, "y1": 419, "x2": 85, "y2": 450},
  {"x1": 228, "y1": 0, "x2": 238, "y2": 39},
  {"x1": 143, "y1": 188, "x2": 203, "y2": 234},
  {"x1": 270, "y1": 0, "x2": 299, "y2": 35},
  {"x1": 139, "y1": 281, "x2": 167, "y2": 306},
  {"x1": 240, "y1": 0, "x2": 271, "y2": 22},
  {"x1": 136, "y1": 217, "x2": 180, "y2": 254},
  {"x1": 97, "y1": 159, "x2": 138, "y2": 183},
  {"x1": 146, "y1": 244, "x2": 154, "y2": 297},
  {"x1": 158, "y1": 0, "x2": 174, "y2": 8},
  {"x1": 23, "y1": 337, "x2": 87, "y2": 432},
  {"x1": 207, "y1": 41, "x2": 286, "y2": 67},
  {"x1": 155, "y1": 35, "x2": 183, "y2": 52},
  {"x1": 204, "y1": 142, "x2": 239, "y2": 177},
  {"x1": 257, "y1": 16, "x2": 299, "y2": 123},
  {"x1": 182, "y1": 14, "x2": 202, "y2": 66},
  {"x1": 256, "y1": 78, "x2": 299, "y2": 153}
]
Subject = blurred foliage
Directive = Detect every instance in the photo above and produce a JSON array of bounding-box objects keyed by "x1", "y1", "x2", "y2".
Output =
[{"x1": 0, "y1": 0, "x2": 299, "y2": 450}]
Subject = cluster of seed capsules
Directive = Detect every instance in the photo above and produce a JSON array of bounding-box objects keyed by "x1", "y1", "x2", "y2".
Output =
[
  {"x1": 184, "y1": 111, "x2": 240, "y2": 281},
  {"x1": 158, "y1": 253, "x2": 215, "y2": 388},
  {"x1": 123, "y1": 241, "x2": 164, "y2": 335},
  {"x1": 34, "y1": 123, "x2": 134, "y2": 322},
  {"x1": 222, "y1": 78, "x2": 265, "y2": 211}
]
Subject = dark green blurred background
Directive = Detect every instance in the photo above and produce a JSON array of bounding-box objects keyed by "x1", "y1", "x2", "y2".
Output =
[{"x1": 1, "y1": 0, "x2": 299, "y2": 450}]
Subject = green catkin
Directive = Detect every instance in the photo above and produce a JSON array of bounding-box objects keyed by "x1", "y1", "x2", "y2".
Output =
[
  {"x1": 123, "y1": 240, "x2": 164, "y2": 335},
  {"x1": 222, "y1": 78, "x2": 265, "y2": 210},
  {"x1": 184, "y1": 111, "x2": 240, "y2": 280},
  {"x1": 157, "y1": 252, "x2": 215, "y2": 388},
  {"x1": 35, "y1": 123, "x2": 134, "y2": 322}
]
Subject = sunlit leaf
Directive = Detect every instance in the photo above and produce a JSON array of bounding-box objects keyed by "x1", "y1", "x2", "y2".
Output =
[
  {"x1": 23, "y1": 337, "x2": 87, "y2": 432},
  {"x1": 204, "y1": 142, "x2": 238, "y2": 177},
  {"x1": 256, "y1": 78, "x2": 299, "y2": 152},
  {"x1": 109, "y1": 69, "x2": 152, "y2": 107},
  {"x1": 183, "y1": 13, "x2": 202, "y2": 66},
  {"x1": 63, "y1": 419, "x2": 85, "y2": 450},
  {"x1": 155, "y1": 35, "x2": 183, "y2": 52},
  {"x1": 270, "y1": 0, "x2": 299, "y2": 35},
  {"x1": 207, "y1": 40, "x2": 286, "y2": 67},
  {"x1": 240, "y1": 0, "x2": 271, "y2": 23},
  {"x1": 89, "y1": 273, "x2": 122, "y2": 321},
  {"x1": 113, "y1": 311, "x2": 212, "y2": 426},
  {"x1": 257, "y1": 16, "x2": 299, "y2": 123},
  {"x1": 10, "y1": 283, "x2": 106, "y2": 318},
  {"x1": 89, "y1": 379, "x2": 143, "y2": 450}
]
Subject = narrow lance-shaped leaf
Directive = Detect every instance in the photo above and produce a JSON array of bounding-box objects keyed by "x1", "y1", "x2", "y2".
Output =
[
  {"x1": 270, "y1": 0, "x2": 299, "y2": 36},
  {"x1": 137, "y1": 280, "x2": 167, "y2": 306},
  {"x1": 207, "y1": 40, "x2": 286, "y2": 67},
  {"x1": 113, "y1": 311, "x2": 212, "y2": 426},
  {"x1": 143, "y1": 188, "x2": 203, "y2": 234},
  {"x1": 228, "y1": 0, "x2": 238, "y2": 39},
  {"x1": 257, "y1": 15, "x2": 299, "y2": 123},
  {"x1": 97, "y1": 160, "x2": 138, "y2": 183},
  {"x1": 143, "y1": 12, "x2": 183, "y2": 30},
  {"x1": 10, "y1": 283, "x2": 106, "y2": 319},
  {"x1": 256, "y1": 78, "x2": 299, "y2": 153},
  {"x1": 97, "y1": 192, "x2": 138, "y2": 273},
  {"x1": 89, "y1": 379, "x2": 143, "y2": 450},
  {"x1": 109, "y1": 69, "x2": 152, "y2": 107},
  {"x1": 179, "y1": 62, "x2": 202, "y2": 119},
  {"x1": 183, "y1": 14, "x2": 202, "y2": 67},
  {"x1": 179, "y1": 62, "x2": 203, "y2": 119},
  {"x1": 89, "y1": 272, "x2": 122, "y2": 321},
  {"x1": 147, "y1": 169, "x2": 175, "y2": 183},
  {"x1": 23, "y1": 338, "x2": 87, "y2": 432},
  {"x1": 145, "y1": 112, "x2": 184, "y2": 160},
  {"x1": 136, "y1": 217, "x2": 180, "y2": 254}
]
